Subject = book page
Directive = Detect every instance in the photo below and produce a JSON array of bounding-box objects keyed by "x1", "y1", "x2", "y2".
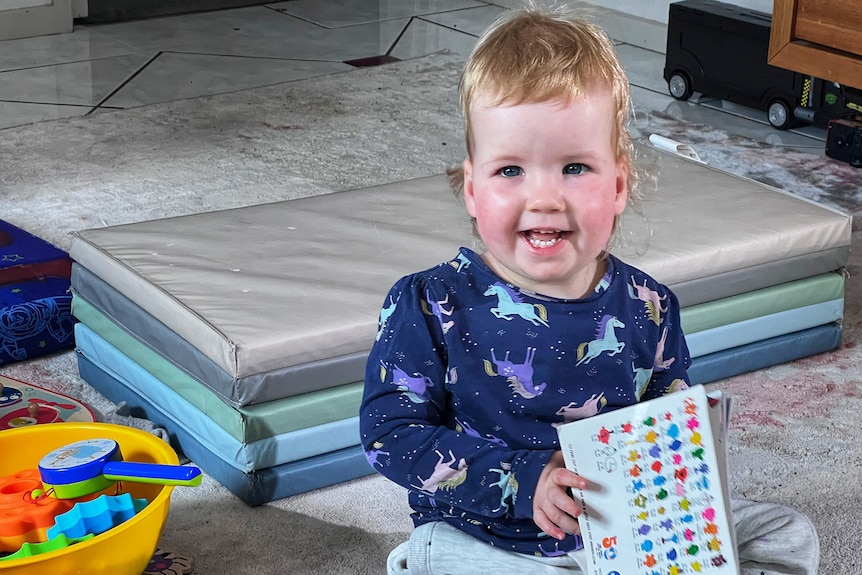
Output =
[
  {"x1": 706, "y1": 390, "x2": 738, "y2": 559},
  {"x1": 558, "y1": 385, "x2": 739, "y2": 574}
]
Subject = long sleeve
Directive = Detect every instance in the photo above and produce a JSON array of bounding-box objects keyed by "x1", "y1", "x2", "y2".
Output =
[
  {"x1": 637, "y1": 284, "x2": 692, "y2": 401},
  {"x1": 360, "y1": 273, "x2": 552, "y2": 522},
  {"x1": 359, "y1": 249, "x2": 693, "y2": 555}
]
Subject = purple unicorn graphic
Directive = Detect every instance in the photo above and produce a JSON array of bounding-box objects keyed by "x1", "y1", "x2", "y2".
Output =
[
  {"x1": 456, "y1": 418, "x2": 508, "y2": 446},
  {"x1": 365, "y1": 442, "x2": 390, "y2": 468},
  {"x1": 382, "y1": 361, "x2": 434, "y2": 403},
  {"x1": 422, "y1": 290, "x2": 454, "y2": 334},
  {"x1": 483, "y1": 347, "x2": 547, "y2": 398}
]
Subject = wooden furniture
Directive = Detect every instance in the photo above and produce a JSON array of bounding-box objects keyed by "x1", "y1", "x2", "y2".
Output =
[{"x1": 768, "y1": 0, "x2": 862, "y2": 90}]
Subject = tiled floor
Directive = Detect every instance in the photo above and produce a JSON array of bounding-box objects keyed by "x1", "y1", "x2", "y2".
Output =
[{"x1": 0, "y1": 0, "x2": 827, "y2": 156}]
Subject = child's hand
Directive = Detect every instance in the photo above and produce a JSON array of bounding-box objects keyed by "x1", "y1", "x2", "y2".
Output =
[{"x1": 533, "y1": 450, "x2": 587, "y2": 540}]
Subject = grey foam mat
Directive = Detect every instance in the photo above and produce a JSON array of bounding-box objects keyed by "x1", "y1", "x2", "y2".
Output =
[{"x1": 69, "y1": 157, "x2": 852, "y2": 406}]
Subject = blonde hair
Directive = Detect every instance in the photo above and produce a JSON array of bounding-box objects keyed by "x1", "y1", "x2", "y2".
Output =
[{"x1": 449, "y1": 5, "x2": 641, "y2": 232}]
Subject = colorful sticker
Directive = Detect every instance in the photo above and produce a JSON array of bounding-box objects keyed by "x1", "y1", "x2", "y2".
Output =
[{"x1": 559, "y1": 388, "x2": 736, "y2": 574}]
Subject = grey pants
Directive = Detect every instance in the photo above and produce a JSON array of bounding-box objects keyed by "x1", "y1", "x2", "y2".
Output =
[{"x1": 387, "y1": 499, "x2": 819, "y2": 575}]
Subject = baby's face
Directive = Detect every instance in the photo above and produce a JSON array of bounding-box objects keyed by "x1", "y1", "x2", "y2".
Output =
[{"x1": 462, "y1": 93, "x2": 627, "y2": 300}]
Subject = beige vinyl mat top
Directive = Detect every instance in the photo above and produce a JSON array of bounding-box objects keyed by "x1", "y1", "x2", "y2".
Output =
[{"x1": 70, "y1": 151, "x2": 852, "y2": 404}]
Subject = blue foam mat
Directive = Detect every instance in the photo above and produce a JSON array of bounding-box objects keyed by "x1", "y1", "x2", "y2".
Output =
[
  {"x1": 74, "y1": 321, "x2": 361, "y2": 472},
  {"x1": 688, "y1": 323, "x2": 842, "y2": 384},
  {"x1": 76, "y1": 354, "x2": 374, "y2": 506},
  {"x1": 684, "y1": 299, "x2": 842, "y2": 357}
]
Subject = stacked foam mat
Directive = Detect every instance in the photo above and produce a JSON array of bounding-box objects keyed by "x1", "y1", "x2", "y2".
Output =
[{"x1": 68, "y1": 150, "x2": 852, "y2": 505}]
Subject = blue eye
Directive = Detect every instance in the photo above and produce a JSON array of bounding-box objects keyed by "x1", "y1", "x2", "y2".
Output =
[
  {"x1": 563, "y1": 163, "x2": 588, "y2": 175},
  {"x1": 499, "y1": 166, "x2": 523, "y2": 177}
]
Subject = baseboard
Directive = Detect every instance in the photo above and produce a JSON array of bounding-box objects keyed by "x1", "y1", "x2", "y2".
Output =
[
  {"x1": 0, "y1": 0, "x2": 72, "y2": 41},
  {"x1": 77, "y1": 0, "x2": 269, "y2": 24}
]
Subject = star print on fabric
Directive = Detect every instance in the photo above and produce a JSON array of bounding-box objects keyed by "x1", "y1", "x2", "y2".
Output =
[{"x1": 1, "y1": 253, "x2": 24, "y2": 262}]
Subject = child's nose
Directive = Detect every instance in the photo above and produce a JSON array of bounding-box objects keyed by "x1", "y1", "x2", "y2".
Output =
[{"x1": 526, "y1": 176, "x2": 565, "y2": 211}]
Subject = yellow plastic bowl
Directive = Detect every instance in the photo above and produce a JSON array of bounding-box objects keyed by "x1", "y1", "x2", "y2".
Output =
[{"x1": 0, "y1": 422, "x2": 178, "y2": 575}]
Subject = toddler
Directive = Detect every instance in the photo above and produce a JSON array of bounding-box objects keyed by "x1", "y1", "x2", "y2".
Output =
[{"x1": 360, "y1": 5, "x2": 819, "y2": 574}]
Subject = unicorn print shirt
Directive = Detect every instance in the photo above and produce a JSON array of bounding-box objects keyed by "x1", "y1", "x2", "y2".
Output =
[{"x1": 360, "y1": 247, "x2": 691, "y2": 556}]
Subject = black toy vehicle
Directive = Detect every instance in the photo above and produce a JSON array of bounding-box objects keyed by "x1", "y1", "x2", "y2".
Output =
[
  {"x1": 664, "y1": 0, "x2": 861, "y2": 130},
  {"x1": 825, "y1": 117, "x2": 862, "y2": 167}
]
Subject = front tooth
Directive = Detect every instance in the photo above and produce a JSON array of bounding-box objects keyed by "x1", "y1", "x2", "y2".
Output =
[{"x1": 529, "y1": 236, "x2": 560, "y2": 248}]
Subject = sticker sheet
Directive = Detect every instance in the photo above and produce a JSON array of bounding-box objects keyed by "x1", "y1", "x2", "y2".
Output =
[{"x1": 558, "y1": 386, "x2": 738, "y2": 575}]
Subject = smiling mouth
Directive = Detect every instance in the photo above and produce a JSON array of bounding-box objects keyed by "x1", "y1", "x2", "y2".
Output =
[{"x1": 523, "y1": 230, "x2": 568, "y2": 248}]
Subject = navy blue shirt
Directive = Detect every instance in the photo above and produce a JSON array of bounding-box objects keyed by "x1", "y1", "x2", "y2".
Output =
[{"x1": 360, "y1": 248, "x2": 691, "y2": 556}]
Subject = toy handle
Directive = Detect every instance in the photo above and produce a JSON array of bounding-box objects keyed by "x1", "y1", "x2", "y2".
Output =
[{"x1": 102, "y1": 461, "x2": 203, "y2": 487}]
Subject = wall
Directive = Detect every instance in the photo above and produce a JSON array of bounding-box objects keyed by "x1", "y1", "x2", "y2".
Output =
[
  {"x1": 80, "y1": 0, "x2": 270, "y2": 24},
  {"x1": 0, "y1": 0, "x2": 72, "y2": 40},
  {"x1": 0, "y1": 0, "x2": 85, "y2": 15},
  {"x1": 0, "y1": 0, "x2": 50, "y2": 9}
]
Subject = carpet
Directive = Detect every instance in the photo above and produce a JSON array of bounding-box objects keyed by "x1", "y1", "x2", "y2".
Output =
[{"x1": 1, "y1": 50, "x2": 859, "y2": 574}]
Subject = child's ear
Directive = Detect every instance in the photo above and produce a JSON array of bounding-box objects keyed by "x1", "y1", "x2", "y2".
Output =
[
  {"x1": 463, "y1": 158, "x2": 478, "y2": 218},
  {"x1": 614, "y1": 160, "x2": 629, "y2": 215}
]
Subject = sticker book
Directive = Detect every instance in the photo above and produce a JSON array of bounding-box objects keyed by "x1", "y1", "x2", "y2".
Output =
[{"x1": 557, "y1": 385, "x2": 738, "y2": 575}]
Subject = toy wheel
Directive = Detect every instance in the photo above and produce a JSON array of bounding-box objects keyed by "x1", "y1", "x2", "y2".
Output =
[
  {"x1": 664, "y1": 101, "x2": 687, "y2": 121},
  {"x1": 667, "y1": 72, "x2": 693, "y2": 101},
  {"x1": 767, "y1": 99, "x2": 792, "y2": 130}
]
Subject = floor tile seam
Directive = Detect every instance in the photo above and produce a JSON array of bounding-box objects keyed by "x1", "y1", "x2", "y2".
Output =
[
  {"x1": 628, "y1": 79, "x2": 678, "y2": 100},
  {"x1": 154, "y1": 49, "x2": 354, "y2": 65},
  {"x1": 262, "y1": 4, "x2": 341, "y2": 30},
  {"x1": 0, "y1": 98, "x2": 93, "y2": 108},
  {"x1": 0, "y1": 45, "x2": 451, "y2": 114},
  {"x1": 384, "y1": 17, "x2": 414, "y2": 57},
  {"x1": 414, "y1": 14, "x2": 483, "y2": 38},
  {"x1": 615, "y1": 40, "x2": 665, "y2": 56},
  {"x1": 88, "y1": 51, "x2": 162, "y2": 113},
  {"x1": 266, "y1": 5, "x2": 487, "y2": 30},
  {"x1": 0, "y1": 51, "x2": 147, "y2": 75},
  {"x1": 259, "y1": 2, "x2": 312, "y2": 19},
  {"x1": 58, "y1": 26, "x2": 152, "y2": 59},
  {"x1": 95, "y1": 62, "x2": 384, "y2": 111},
  {"x1": 405, "y1": 4, "x2": 504, "y2": 23}
]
